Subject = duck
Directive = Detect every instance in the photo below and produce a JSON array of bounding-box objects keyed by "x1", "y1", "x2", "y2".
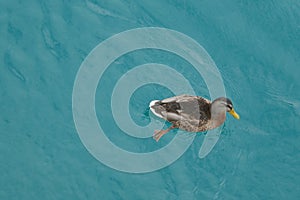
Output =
[{"x1": 149, "y1": 94, "x2": 240, "y2": 142}]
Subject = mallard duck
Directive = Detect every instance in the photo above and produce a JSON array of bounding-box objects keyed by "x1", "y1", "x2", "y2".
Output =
[{"x1": 149, "y1": 95, "x2": 240, "y2": 141}]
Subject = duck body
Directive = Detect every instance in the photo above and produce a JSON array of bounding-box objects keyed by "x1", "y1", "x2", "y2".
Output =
[{"x1": 149, "y1": 95, "x2": 239, "y2": 141}]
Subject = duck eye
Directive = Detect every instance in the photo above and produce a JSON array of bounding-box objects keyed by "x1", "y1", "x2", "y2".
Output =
[{"x1": 227, "y1": 105, "x2": 232, "y2": 110}]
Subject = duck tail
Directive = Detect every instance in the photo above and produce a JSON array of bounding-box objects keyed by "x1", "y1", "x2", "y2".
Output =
[{"x1": 149, "y1": 100, "x2": 164, "y2": 118}]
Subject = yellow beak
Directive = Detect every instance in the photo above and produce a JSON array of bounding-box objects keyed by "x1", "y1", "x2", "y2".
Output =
[{"x1": 229, "y1": 109, "x2": 240, "y2": 120}]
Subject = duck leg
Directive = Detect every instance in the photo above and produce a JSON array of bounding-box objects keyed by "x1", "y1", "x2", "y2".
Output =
[{"x1": 153, "y1": 125, "x2": 176, "y2": 142}]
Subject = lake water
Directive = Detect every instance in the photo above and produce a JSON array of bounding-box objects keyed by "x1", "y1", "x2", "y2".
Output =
[{"x1": 1, "y1": 0, "x2": 299, "y2": 199}]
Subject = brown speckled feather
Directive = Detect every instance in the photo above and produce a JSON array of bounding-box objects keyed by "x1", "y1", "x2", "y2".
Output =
[{"x1": 151, "y1": 95, "x2": 212, "y2": 132}]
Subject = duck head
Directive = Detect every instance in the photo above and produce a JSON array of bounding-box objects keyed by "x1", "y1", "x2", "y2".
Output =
[{"x1": 211, "y1": 97, "x2": 240, "y2": 120}]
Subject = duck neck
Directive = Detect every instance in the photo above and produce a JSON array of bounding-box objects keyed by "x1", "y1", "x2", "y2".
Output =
[{"x1": 210, "y1": 103, "x2": 226, "y2": 128}]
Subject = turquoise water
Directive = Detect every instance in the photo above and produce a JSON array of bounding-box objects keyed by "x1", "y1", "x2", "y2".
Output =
[{"x1": 1, "y1": 0, "x2": 300, "y2": 199}]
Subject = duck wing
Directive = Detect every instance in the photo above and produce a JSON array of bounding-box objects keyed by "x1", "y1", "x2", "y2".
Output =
[{"x1": 150, "y1": 95, "x2": 211, "y2": 123}]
